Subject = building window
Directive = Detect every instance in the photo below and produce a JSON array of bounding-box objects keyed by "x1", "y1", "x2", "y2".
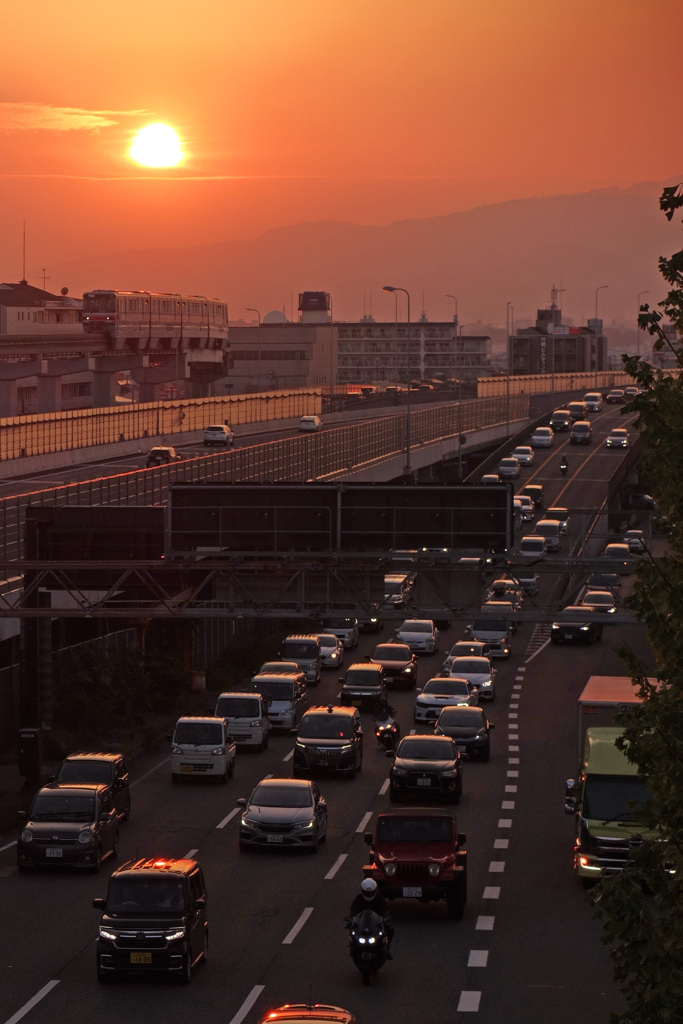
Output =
[{"x1": 61, "y1": 381, "x2": 92, "y2": 399}]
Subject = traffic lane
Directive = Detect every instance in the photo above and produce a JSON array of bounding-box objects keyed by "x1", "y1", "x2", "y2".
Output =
[{"x1": 468, "y1": 620, "x2": 654, "y2": 1023}]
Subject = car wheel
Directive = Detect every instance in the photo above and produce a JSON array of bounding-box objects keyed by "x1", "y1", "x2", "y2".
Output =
[
  {"x1": 110, "y1": 830, "x2": 119, "y2": 860},
  {"x1": 122, "y1": 799, "x2": 131, "y2": 822},
  {"x1": 389, "y1": 786, "x2": 401, "y2": 803},
  {"x1": 480, "y1": 745, "x2": 490, "y2": 763},
  {"x1": 451, "y1": 777, "x2": 463, "y2": 805},
  {"x1": 199, "y1": 929, "x2": 208, "y2": 963},
  {"x1": 308, "y1": 829, "x2": 319, "y2": 854},
  {"x1": 97, "y1": 965, "x2": 113, "y2": 983},
  {"x1": 260, "y1": 733, "x2": 269, "y2": 752},
  {"x1": 180, "y1": 951, "x2": 192, "y2": 984}
]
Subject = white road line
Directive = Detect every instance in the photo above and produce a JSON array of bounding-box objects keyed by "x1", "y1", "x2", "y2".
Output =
[
  {"x1": 507, "y1": 771, "x2": 519, "y2": 778},
  {"x1": 508, "y1": 712, "x2": 518, "y2": 719},
  {"x1": 494, "y1": 838, "x2": 509, "y2": 849},
  {"x1": 512, "y1": 683, "x2": 522, "y2": 690},
  {"x1": 325, "y1": 854, "x2": 348, "y2": 880},
  {"x1": 509, "y1": 702, "x2": 519, "y2": 709},
  {"x1": 509, "y1": 757, "x2": 520, "y2": 764},
  {"x1": 216, "y1": 808, "x2": 240, "y2": 829},
  {"x1": 356, "y1": 811, "x2": 373, "y2": 834},
  {"x1": 525, "y1": 637, "x2": 550, "y2": 662},
  {"x1": 130, "y1": 756, "x2": 169, "y2": 787},
  {"x1": 468, "y1": 950, "x2": 489, "y2": 967},
  {"x1": 227, "y1": 985, "x2": 266, "y2": 1024},
  {"x1": 457, "y1": 991, "x2": 482, "y2": 1012},
  {"x1": 0, "y1": 840, "x2": 17, "y2": 852},
  {"x1": 475, "y1": 916, "x2": 495, "y2": 930},
  {"x1": 282, "y1": 749, "x2": 294, "y2": 762},
  {"x1": 282, "y1": 906, "x2": 313, "y2": 944},
  {"x1": 489, "y1": 861, "x2": 505, "y2": 873},
  {"x1": 184, "y1": 848, "x2": 198, "y2": 858},
  {"x1": 498, "y1": 818, "x2": 512, "y2": 828},
  {"x1": 483, "y1": 886, "x2": 501, "y2": 898},
  {"x1": 3, "y1": 980, "x2": 60, "y2": 1024},
  {"x1": 517, "y1": 666, "x2": 526, "y2": 673},
  {"x1": 501, "y1": 801, "x2": 515, "y2": 810},
  {"x1": 509, "y1": 745, "x2": 519, "y2": 752},
  {"x1": 379, "y1": 779, "x2": 389, "y2": 796},
  {"x1": 505, "y1": 785, "x2": 517, "y2": 793}
]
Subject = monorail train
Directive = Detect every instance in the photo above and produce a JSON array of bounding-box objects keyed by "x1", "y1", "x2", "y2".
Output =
[{"x1": 82, "y1": 289, "x2": 229, "y2": 352}]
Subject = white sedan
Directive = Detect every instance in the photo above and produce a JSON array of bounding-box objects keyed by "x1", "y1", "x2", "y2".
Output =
[
  {"x1": 531, "y1": 426, "x2": 554, "y2": 447},
  {"x1": 316, "y1": 633, "x2": 344, "y2": 669},
  {"x1": 605, "y1": 428, "x2": 630, "y2": 448},
  {"x1": 414, "y1": 677, "x2": 478, "y2": 724},
  {"x1": 511, "y1": 446, "x2": 535, "y2": 466},
  {"x1": 396, "y1": 619, "x2": 439, "y2": 654}
]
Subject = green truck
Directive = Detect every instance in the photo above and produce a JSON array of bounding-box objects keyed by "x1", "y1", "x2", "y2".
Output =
[{"x1": 564, "y1": 675, "x2": 654, "y2": 886}]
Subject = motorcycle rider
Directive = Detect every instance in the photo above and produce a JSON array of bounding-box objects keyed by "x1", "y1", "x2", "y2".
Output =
[
  {"x1": 375, "y1": 696, "x2": 396, "y2": 722},
  {"x1": 560, "y1": 454, "x2": 568, "y2": 474},
  {"x1": 347, "y1": 878, "x2": 394, "y2": 958}
]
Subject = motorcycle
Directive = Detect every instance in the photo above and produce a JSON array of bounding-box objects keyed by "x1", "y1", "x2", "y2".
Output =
[
  {"x1": 374, "y1": 712, "x2": 401, "y2": 750},
  {"x1": 348, "y1": 909, "x2": 389, "y2": 984},
  {"x1": 560, "y1": 458, "x2": 568, "y2": 476}
]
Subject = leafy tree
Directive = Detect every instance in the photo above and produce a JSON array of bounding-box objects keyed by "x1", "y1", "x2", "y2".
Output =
[{"x1": 589, "y1": 185, "x2": 683, "y2": 1023}]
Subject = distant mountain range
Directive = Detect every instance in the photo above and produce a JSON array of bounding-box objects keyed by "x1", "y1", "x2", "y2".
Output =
[{"x1": 56, "y1": 179, "x2": 681, "y2": 326}]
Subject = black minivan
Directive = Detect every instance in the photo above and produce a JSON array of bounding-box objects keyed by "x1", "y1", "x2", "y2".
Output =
[
  {"x1": 56, "y1": 751, "x2": 130, "y2": 821},
  {"x1": 94, "y1": 856, "x2": 208, "y2": 983}
]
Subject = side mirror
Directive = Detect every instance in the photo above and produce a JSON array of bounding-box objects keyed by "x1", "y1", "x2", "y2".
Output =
[
  {"x1": 16, "y1": 810, "x2": 26, "y2": 820},
  {"x1": 93, "y1": 897, "x2": 105, "y2": 909},
  {"x1": 364, "y1": 832, "x2": 373, "y2": 845},
  {"x1": 489, "y1": 723, "x2": 496, "y2": 729},
  {"x1": 385, "y1": 750, "x2": 396, "y2": 759},
  {"x1": 458, "y1": 833, "x2": 467, "y2": 845},
  {"x1": 236, "y1": 798, "x2": 247, "y2": 807},
  {"x1": 289, "y1": 727, "x2": 298, "y2": 736}
]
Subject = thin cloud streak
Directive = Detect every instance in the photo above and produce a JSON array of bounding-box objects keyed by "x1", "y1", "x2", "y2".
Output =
[{"x1": 0, "y1": 102, "x2": 149, "y2": 133}]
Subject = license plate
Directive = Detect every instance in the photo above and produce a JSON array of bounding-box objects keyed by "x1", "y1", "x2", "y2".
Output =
[
  {"x1": 130, "y1": 952, "x2": 152, "y2": 964},
  {"x1": 564, "y1": 633, "x2": 573, "y2": 640},
  {"x1": 352, "y1": 699, "x2": 362, "y2": 706},
  {"x1": 361, "y1": 950, "x2": 373, "y2": 960},
  {"x1": 417, "y1": 778, "x2": 432, "y2": 786},
  {"x1": 46, "y1": 848, "x2": 62, "y2": 858},
  {"x1": 403, "y1": 886, "x2": 422, "y2": 897},
  {"x1": 457, "y1": 745, "x2": 466, "y2": 752},
  {"x1": 267, "y1": 834, "x2": 284, "y2": 843},
  {"x1": 180, "y1": 764, "x2": 193, "y2": 773}
]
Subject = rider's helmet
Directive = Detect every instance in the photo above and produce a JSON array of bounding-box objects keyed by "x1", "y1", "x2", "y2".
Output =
[{"x1": 361, "y1": 878, "x2": 378, "y2": 899}]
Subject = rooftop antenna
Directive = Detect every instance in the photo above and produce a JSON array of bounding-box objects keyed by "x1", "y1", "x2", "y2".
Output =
[
  {"x1": 40, "y1": 268, "x2": 50, "y2": 291},
  {"x1": 20, "y1": 221, "x2": 27, "y2": 285}
]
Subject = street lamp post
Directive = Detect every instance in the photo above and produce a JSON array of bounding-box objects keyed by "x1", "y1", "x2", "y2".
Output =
[
  {"x1": 245, "y1": 308, "x2": 261, "y2": 391},
  {"x1": 636, "y1": 290, "x2": 649, "y2": 359},
  {"x1": 506, "y1": 301, "x2": 513, "y2": 436},
  {"x1": 446, "y1": 293, "x2": 458, "y2": 386},
  {"x1": 384, "y1": 286, "x2": 412, "y2": 477}
]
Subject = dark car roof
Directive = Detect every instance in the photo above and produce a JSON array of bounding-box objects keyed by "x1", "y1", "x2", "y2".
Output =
[{"x1": 377, "y1": 808, "x2": 455, "y2": 821}]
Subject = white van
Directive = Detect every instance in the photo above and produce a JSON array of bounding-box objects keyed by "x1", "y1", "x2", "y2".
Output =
[
  {"x1": 466, "y1": 617, "x2": 512, "y2": 658},
  {"x1": 170, "y1": 716, "x2": 236, "y2": 783},
  {"x1": 534, "y1": 519, "x2": 561, "y2": 552},
  {"x1": 279, "y1": 635, "x2": 322, "y2": 686},
  {"x1": 249, "y1": 672, "x2": 307, "y2": 730},
  {"x1": 583, "y1": 392, "x2": 603, "y2": 412},
  {"x1": 214, "y1": 692, "x2": 269, "y2": 751},
  {"x1": 519, "y1": 535, "x2": 547, "y2": 559}
]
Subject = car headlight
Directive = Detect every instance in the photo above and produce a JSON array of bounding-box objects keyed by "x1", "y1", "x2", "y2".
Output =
[
  {"x1": 480, "y1": 680, "x2": 492, "y2": 687},
  {"x1": 171, "y1": 745, "x2": 183, "y2": 755},
  {"x1": 580, "y1": 625, "x2": 590, "y2": 631},
  {"x1": 99, "y1": 926, "x2": 118, "y2": 940},
  {"x1": 295, "y1": 741, "x2": 307, "y2": 749},
  {"x1": 241, "y1": 815, "x2": 258, "y2": 827},
  {"x1": 249, "y1": 720, "x2": 261, "y2": 727},
  {"x1": 78, "y1": 831, "x2": 93, "y2": 845},
  {"x1": 340, "y1": 743, "x2": 354, "y2": 751},
  {"x1": 403, "y1": 666, "x2": 413, "y2": 673},
  {"x1": 385, "y1": 863, "x2": 397, "y2": 877},
  {"x1": 551, "y1": 624, "x2": 560, "y2": 631},
  {"x1": 428, "y1": 863, "x2": 441, "y2": 877},
  {"x1": 20, "y1": 829, "x2": 32, "y2": 842},
  {"x1": 441, "y1": 768, "x2": 458, "y2": 777},
  {"x1": 298, "y1": 820, "x2": 315, "y2": 830},
  {"x1": 212, "y1": 747, "x2": 226, "y2": 756},
  {"x1": 164, "y1": 928, "x2": 185, "y2": 941},
  {"x1": 392, "y1": 768, "x2": 408, "y2": 777}
]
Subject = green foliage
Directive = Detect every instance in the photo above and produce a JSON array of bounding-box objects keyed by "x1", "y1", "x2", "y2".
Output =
[{"x1": 588, "y1": 188, "x2": 683, "y2": 1022}]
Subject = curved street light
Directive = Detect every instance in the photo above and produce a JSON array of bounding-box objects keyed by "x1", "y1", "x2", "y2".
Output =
[{"x1": 246, "y1": 308, "x2": 262, "y2": 390}]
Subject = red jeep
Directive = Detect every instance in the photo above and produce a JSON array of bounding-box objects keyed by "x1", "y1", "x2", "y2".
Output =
[{"x1": 363, "y1": 809, "x2": 467, "y2": 919}]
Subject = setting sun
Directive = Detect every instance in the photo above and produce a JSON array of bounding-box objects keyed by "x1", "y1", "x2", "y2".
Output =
[{"x1": 129, "y1": 123, "x2": 184, "y2": 168}]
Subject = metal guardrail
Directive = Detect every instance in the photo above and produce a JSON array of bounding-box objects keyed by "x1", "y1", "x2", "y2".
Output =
[{"x1": 0, "y1": 394, "x2": 530, "y2": 563}]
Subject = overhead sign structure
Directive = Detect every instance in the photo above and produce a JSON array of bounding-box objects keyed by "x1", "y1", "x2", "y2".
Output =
[{"x1": 167, "y1": 483, "x2": 512, "y2": 557}]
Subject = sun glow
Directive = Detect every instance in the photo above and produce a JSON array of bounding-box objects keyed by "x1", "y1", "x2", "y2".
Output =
[{"x1": 129, "y1": 123, "x2": 184, "y2": 168}]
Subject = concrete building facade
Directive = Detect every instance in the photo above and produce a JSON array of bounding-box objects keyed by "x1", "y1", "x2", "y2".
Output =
[{"x1": 510, "y1": 290, "x2": 608, "y2": 376}]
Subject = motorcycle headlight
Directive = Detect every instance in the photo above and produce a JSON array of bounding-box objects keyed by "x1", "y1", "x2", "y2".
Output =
[
  {"x1": 358, "y1": 936, "x2": 366, "y2": 944},
  {"x1": 385, "y1": 863, "x2": 397, "y2": 877},
  {"x1": 78, "y1": 831, "x2": 93, "y2": 845},
  {"x1": 428, "y1": 863, "x2": 441, "y2": 877},
  {"x1": 20, "y1": 829, "x2": 32, "y2": 842},
  {"x1": 368, "y1": 936, "x2": 376, "y2": 944}
]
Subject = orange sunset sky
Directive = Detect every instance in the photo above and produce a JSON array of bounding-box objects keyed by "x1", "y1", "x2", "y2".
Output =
[{"x1": 1, "y1": 0, "x2": 682, "y2": 315}]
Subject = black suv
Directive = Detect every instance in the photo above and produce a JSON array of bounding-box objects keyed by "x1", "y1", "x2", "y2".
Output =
[
  {"x1": 146, "y1": 446, "x2": 182, "y2": 467},
  {"x1": 17, "y1": 783, "x2": 119, "y2": 872},
  {"x1": 293, "y1": 705, "x2": 363, "y2": 778},
  {"x1": 387, "y1": 734, "x2": 463, "y2": 803},
  {"x1": 93, "y1": 857, "x2": 208, "y2": 983},
  {"x1": 339, "y1": 663, "x2": 386, "y2": 711},
  {"x1": 55, "y1": 752, "x2": 130, "y2": 821}
]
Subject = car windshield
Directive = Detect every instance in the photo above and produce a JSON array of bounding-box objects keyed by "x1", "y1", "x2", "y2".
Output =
[
  {"x1": 373, "y1": 645, "x2": 409, "y2": 660},
  {"x1": 440, "y1": 710, "x2": 485, "y2": 728},
  {"x1": 250, "y1": 679, "x2": 294, "y2": 700},
  {"x1": 397, "y1": 738, "x2": 456, "y2": 759},
  {"x1": 318, "y1": 635, "x2": 338, "y2": 650},
  {"x1": 298, "y1": 715, "x2": 352, "y2": 739},
  {"x1": 376, "y1": 818, "x2": 454, "y2": 843},
  {"x1": 423, "y1": 680, "x2": 468, "y2": 695},
  {"x1": 384, "y1": 579, "x2": 404, "y2": 594},
  {"x1": 471, "y1": 619, "x2": 507, "y2": 632},
  {"x1": 215, "y1": 697, "x2": 261, "y2": 718},
  {"x1": 344, "y1": 670, "x2": 381, "y2": 687},
  {"x1": 401, "y1": 621, "x2": 431, "y2": 633},
  {"x1": 57, "y1": 760, "x2": 112, "y2": 784},
  {"x1": 107, "y1": 877, "x2": 185, "y2": 914},
  {"x1": 31, "y1": 794, "x2": 96, "y2": 822},
  {"x1": 282, "y1": 642, "x2": 317, "y2": 659},
  {"x1": 452, "y1": 660, "x2": 487, "y2": 674},
  {"x1": 250, "y1": 783, "x2": 312, "y2": 808},
  {"x1": 324, "y1": 618, "x2": 354, "y2": 629},
  {"x1": 173, "y1": 722, "x2": 224, "y2": 745},
  {"x1": 583, "y1": 775, "x2": 652, "y2": 821}
]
